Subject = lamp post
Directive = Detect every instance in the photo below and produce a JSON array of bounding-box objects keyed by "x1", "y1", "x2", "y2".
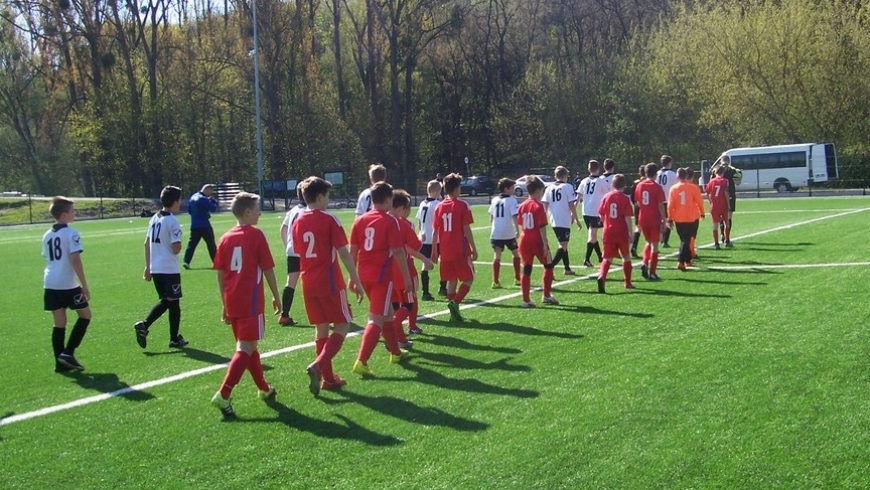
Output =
[
  {"x1": 464, "y1": 156, "x2": 469, "y2": 177},
  {"x1": 252, "y1": 0, "x2": 264, "y2": 208}
]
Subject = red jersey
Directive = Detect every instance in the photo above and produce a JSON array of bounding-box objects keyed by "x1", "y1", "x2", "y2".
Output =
[
  {"x1": 213, "y1": 225, "x2": 275, "y2": 318},
  {"x1": 434, "y1": 197, "x2": 474, "y2": 261},
  {"x1": 393, "y1": 216, "x2": 420, "y2": 284},
  {"x1": 517, "y1": 198, "x2": 547, "y2": 253},
  {"x1": 705, "y1": 176, "x2": 730, "y2": 210},
  {"x1": 598, "y1": 190, "x2": 633, "y2": 243},
  {"x1": 291, "y1": 209, "x2": 348, "y2": 297},
  {"x1": 350, "y1": 209, "x2": 403, "y2": 284},
  {"x1": 634, "y1": 179, "x2": 666, "y2": 228}
]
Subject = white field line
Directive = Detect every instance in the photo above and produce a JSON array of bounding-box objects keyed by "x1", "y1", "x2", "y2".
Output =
[
  {"x1": 705, "y1": 262, "x2": 870, "y2": 271},
  {"x1": 1, "y1": 206, "x2": 868, "y2": 427}
]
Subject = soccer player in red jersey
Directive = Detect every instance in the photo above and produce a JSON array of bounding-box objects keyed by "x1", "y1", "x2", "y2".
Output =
[
  {"x1": 634, "y1": 163, "x2": 667, "y2": 281},
  {"x1": 350, "y1": 182, "x2": 412, "y2": 377},
  {"x1": 292, "y1": 177, "x2": 364, "y2": 395},
  {"x1": 705, "y1": 165, "x2": 731, "y2": 250},
  {"x1": 432, "y1": 173, "x2": 478, "y2": 323},
  {"x1": 210, "y1": 192, "x2": 282, "y2": 419},
  {"x1": 390, "y1": 189, "x2": 433, "y2": 339},
  {"x1": 597, "y1": 174, "x2": 635, "y2": 293},
  {"x1": 516, "y1": 176, "x2": 557, "y2": 307}
]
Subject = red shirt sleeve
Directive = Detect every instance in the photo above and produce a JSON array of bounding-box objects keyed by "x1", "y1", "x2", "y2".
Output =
[
  {"x1": 349, "y1": 216, "x2": 363, "y2": 248},
  {"x1": 213, "y1": 235, "x2": 228, "y2": 271},
  {"x1": 535, "y1": 203, "x2": 547, "y2": 228},
  {"x1": 463, "y1": 201, "x2": 474, "y2": 226},
  {"x1": 621, "y1": 196, "x2": 633, "y2": 218}
]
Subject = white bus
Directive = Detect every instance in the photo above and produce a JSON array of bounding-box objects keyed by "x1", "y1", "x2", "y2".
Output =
[{"x1": 705, "y1": 143, "x2": 839, "y2": 193}]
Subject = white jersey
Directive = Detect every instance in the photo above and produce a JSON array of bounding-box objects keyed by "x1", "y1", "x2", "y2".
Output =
[
  {"x1": 487, "y1": 194, "x2": 519, "y2": 240},
  {"x1": 577, "y1": 175, "x2": 607, "y2": 217},
  {"x1": 600, "y1": 173, "x2": 616, "y2": 193},
  {"x1": 355, "y1": 187, "x2": 373, "y2": 217},
  {"x1": 542, "y1": 181, "x2": 577, "y2": 228},
  {"x1": 146, "y1": 211, "x2": 182, "y2": 274},
  {"x1": 42, "y1": 224, "x2": 83, "y2": 290},
  {"x1": 281, "y1": 204, "x2": 307, "y2": 257},
  {"x1": 415, "y1": 197, "x2": 441, "y2": 245},
  {"x1": 656, "y1": 168, "x2": 678, "y2": 201}
]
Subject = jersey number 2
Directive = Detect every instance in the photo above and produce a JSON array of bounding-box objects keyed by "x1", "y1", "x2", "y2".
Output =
[{"x1": 302, "y1": 231, "x2": 317, "y2": 258}]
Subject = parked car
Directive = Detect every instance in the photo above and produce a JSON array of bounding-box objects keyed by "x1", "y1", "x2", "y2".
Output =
[
  {"x1": 513, "y1": 174, "x2": 555, "y2": 197},
  {"x1": 459, "y1": 176, "x2": 494, "y2": 196}
]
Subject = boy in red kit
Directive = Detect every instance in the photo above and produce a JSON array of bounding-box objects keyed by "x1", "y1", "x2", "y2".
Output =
[
  {"x1": 597, "y1": 175, "x2": 635, "y2": 294},
  {"x1": 292, "y1": 177, "x2": 364, "y2": 395},
  {"x1": 705, "y1": 165, "x2": 731, "y2": 250},
  {"x1": 210, "y1": 192, "x2": 282, "y2": 419},
  {"x1": 634, "y1": 163, "x2": 667, "y2": 281},
  {"x1": 390, "y1": 189, "x2": 433, "y2": 340},
  {"x1": 350, "y1": 182, "x2": 413, "y2": 377},
  {"x1": 432, "y1": 173, "x2": 478, "y2": 323},
  {"x1": 516, "y1": 176, "x2": 557, "y2": 308}
]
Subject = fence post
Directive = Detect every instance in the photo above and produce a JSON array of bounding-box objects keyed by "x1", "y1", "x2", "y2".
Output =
[
  {"x1": 100, "y1": 195, "x2": 104, "y2": 219},
  {"x1": 756, "y1": 169, "x2": 760, "y2": 198},
  {"x1": 28, "y1": 192, "x2": 33, "y2": 224}
]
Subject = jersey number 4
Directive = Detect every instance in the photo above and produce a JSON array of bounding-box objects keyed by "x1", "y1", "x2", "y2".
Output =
[
  {"x1": 230, "y1": 246, "x2": 243, "y2": 272},
  {"x1": 46, "y1": 236, "x2": 63, "y2": 261}
]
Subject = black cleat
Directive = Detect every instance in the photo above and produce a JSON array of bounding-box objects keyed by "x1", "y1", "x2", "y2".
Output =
[
  {"x1": 648, "y1": 273, "x2": 661, "y2": 281},
  {"x1": 597, "y1": 277, "x2": 606, "y2": 294},
  {"x1": 169, "y1": 335, "x2": 189, "y2": 348},
  {"x1": 57, "y1": 353, "x2": 85, "y2": 371},
  {"x1": 583, "y1": 260, "x2": 593, "y2": 268},
  {"x1": 630, "y1": 249, "x2": 639, "y2": 259},
  {"x1": 641, "y1": 264, "x2": 649, "y2": 279},
  {"x1": 134, "y1": 321, "x2": 149, "y2": 349},
  {"x1": 421, "y1": 292, "x2": 435, "y2": 301},
  {"x1": 55, "y1": 363, "x2": 75, "y2": 373}
]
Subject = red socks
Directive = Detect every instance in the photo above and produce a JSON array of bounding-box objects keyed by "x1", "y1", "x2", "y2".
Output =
[
  {"x1": 408, "y1": 301, "x2": 419, "y2": 329},
  {"x1": 220, "y1": 350, "x2": 251, "y2": 399},
  {"x1": 381, "y1": 321, "x2": 401, "y2": 355},
  {"x1": 643, "y1": 244, "x2": 650, "y2": 264},
  {"x1": 314, "y1": 333, "x2": 344, "y2": 382},
  {"x1": 492, "y1": 260, "x2": 500, "y2": 284},
  {"x1": 650, "y1": 252, "x2": 659, "y2": 274},
  {"x1": 455, "y1": 283, "x2": 471, "y2": 304},
  {"x1": 521, "y1": 272, "x2": 531, "y2": 302},
  {"x1": 599, "y1": 259, "x2": 612, "y2": 280},
  {"x1": 622, "y1": 261, "x2": 633, "y2": 284},
  {"x1": 357, "y1": 322, "x2": 382, "y2": 364},
  {"x1": 512, "y1": 257, "x2": 521, "y2": 281},
  {"x1": 542, "y1": 268, "x2": 554, "y2": 297}
]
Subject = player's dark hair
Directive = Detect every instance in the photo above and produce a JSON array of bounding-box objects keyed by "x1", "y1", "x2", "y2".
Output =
[
  {"x1": 638, "y1": 165, "x2": 646, "y2": 179},
  {"x1": 49, "y1": 196, "x2": 74, "y2": 219},
  {"x1": 555, "y1": 166, "x2": 569, "y2": 180},
  {"x1": 369, "y1": 164, "x2": 387, "y2": 183},
  {"x1": 686, "y1": 167, "x2": 695, "y2": 179},
  {"x1": 603, "y1": 159, "x2": 615, "y2": 172},
  {"x1": 370, "y1": 181, "x2": 394, "y2": 204},
  {"x1": 160, "y1": 185, "x2": 182, "y2": 208},
  {"x1": 645, "y1": 163, "x2": 659, "y2": 178},
  {"x1": 443, "y1": 173, "x2": 462, "y2": 194},
  {"x1": 715, "y1": 166, "x2": 726, "y2": 176},
  {"x1": 660, "y1": 155, "x2": 673, "y2": 167},
  {"x1": 300, "y1": 176, "x2": 331, "y2": 204},
  {"x1": 498, "y1": 178, "x2": 516, "y2": 193},
  {"x1": 587, "y1": 160, "x2": 600, "y2": 173},
  {"x1": 677, "y1": 167, "x2": 688, "y2": 180},
  {"x1": 611, "y1": 174, "x2": 626, "y2": 190},
  {"x1": 296, "y1": 181, "x2": 306, "y2": 204},
  {"x1": 526, "y1": 175, "x2": 545, "y2": 195},
  {"x1": 230, "y1": 191, "x2": 260, "y2": 218},
  {"x1": 392, "y1": 189, "x2": 411, "y2": 209}
]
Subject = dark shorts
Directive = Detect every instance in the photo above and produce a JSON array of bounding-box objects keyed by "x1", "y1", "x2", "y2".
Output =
[
  {"x1": 583, "y1": 215, "x2": 603, "y2": 229},
  {"x1": 490, "y1": 238, "x2": 518, "y2": 251},
  {"x1": 44, "y1": 287, "x2": 89, "y2": 311},
  {"x1": 286, "y1": 256, "x2": 301, "y2": 274},
  {"x1": 553, "y1": 227, "x2": 571, "y2": 243},
  {"x1": 729, "y1": 196, "x2": 736, "y2": 212},
  {"x1": 420, "y1": 244, "x2": 433, "y2": 258},
  {"x1": 152, "y1": 273, "x2": 183, "y2": 300}
]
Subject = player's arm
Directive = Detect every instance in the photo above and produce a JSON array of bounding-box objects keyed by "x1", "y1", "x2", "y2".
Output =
[
  {"x1": 216, "y1": 270, "x2": 229, "y2": 323},
  {"x1": 263, "y1": 267, "x2": 282, "y2": 315},
  {"x1": 695, "y1": 188, "x2": 706, "y2": 219},
  {"x1": 569, "y1": 198, "x2": 581, "y2": 229},
  {"x1": 513, "y1": 213, "x2": 521, "y2": 238},
  {"x1": 538, "y1": 224, "x2": 552, "y2": 263},
  {"x1": 462, "y1": 224, "x2": 478, "y2": 261},
  {"x1": 143, "y1": 239, "x2": 152, "y2": 281},
  {"x1": 431, "y1": 227, "x2": 440, "y2": 264},
  {"x1": 337, "y1": 246, "x2": 364, "y2": 303},
  {"x1": 406, "y1": 245, "x2": 433, "y2": 270},
  {"x1": 280, "y1": 222, "x2": 289, "y2": 246},
  {"x1": 392, "y1": 247, "x2": 413, "y2": 291},
  {"x1": 70, "y1": 251, "x2": 90, "y2": 300}
]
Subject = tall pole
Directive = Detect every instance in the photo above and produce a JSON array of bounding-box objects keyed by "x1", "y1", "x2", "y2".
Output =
[{"x1": 252, "y1": 0, "x2": 265, "y2": 209}]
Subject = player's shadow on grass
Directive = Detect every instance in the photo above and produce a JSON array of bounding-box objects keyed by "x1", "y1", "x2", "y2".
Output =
[
  {"x1": 64, "y1": 372, "x2": 155, "y2": 402},
  {"x1": 425, "y1": 316, "x2": 584, "y2": 340},
  {"x1": 418, "y1": 333, "x2": 523, "y2": 355},
  {"x1": 630, "y1": 288, "x2": 730, "y2": 299},
  {"x1": 704, "y1": 268, "x2": 783, "y2": 275},
  {"x1": 677, "y1": 277, "x2": 768, "y2": 286},
  {"x1": 550, "y1": 304, "x2": 654, "y2": 319},
  {"x1": 335, "y1": 390, "x2": 489, "y2": 432},
  {"x1": 143, "y1": 347, "x2": 231, "y2": 365},
  {"x1": 412, "y1": 350, "x2": 531, "y2": 372},
  {"x1": 378, "y1": 362, "x2": 539, "y2": 399},
  {"x1": 243, "y1": 400, "x2": 403, "y2": 447},
  {"x1": 732, "y1": 246, "x2": 808, "y2": 253}
]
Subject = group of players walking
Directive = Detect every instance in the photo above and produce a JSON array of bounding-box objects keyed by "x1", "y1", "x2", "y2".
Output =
[{"x1": 39, "y1": 154, "x2": 737, "y2": 419}]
